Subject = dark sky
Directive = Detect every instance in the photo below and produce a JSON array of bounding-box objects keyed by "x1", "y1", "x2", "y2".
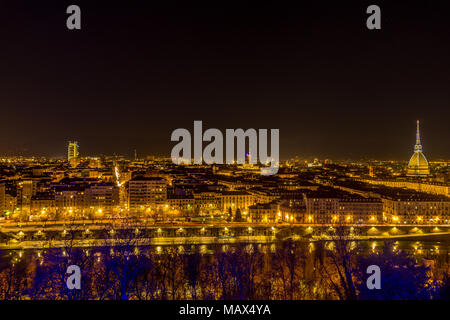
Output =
[{"x1": 0, "y1": 0, "x2": 449, "y2": 160}]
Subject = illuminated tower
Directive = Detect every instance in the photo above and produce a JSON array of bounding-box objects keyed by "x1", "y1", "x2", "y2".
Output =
[
  {"x1": 407, "y1": 121, "x2": 430, "y2": 177},
  {"x1": 68, "y1": 141, "x2": 80, "y2": 161}
]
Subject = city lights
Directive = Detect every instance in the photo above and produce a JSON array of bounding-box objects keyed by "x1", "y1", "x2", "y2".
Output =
[{"x1": 0, "y1": 1, "x2": 448, "y2": 303}]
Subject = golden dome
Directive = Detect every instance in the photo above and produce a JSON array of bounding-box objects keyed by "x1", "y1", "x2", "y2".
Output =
[
  {"x1": 406, "y1": 120, "x2": 430, "y2": 177},
  {"x1": 407, "y1": 151, "x2": 430, "y2": 176}
]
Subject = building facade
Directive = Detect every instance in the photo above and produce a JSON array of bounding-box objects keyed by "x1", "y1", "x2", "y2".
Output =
[{"x1": 128, "y1": 177, "x2": 167, "y2": 211}]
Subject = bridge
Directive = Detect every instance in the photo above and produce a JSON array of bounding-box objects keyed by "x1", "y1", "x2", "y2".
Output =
[{"x1": 1, "y1": 219, "x2": 449, "y2": 250}]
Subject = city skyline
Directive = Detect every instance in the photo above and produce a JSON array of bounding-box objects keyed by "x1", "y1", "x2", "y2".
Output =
[
  {"x1": 0, "y1": 119, "x2": 447, "y2": 163},
  {"x1": 1, "y1": 130, "x2": 449, "y2": 301}
]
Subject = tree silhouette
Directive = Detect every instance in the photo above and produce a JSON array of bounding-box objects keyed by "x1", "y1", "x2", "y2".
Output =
[{"x1": 235, "y1": 208, "x2": 242, "y2": 222}]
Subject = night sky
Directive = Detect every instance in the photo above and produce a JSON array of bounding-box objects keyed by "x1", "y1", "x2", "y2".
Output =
[{"x1": 0, "y1": 1, "x2": 449, "y2": 160}]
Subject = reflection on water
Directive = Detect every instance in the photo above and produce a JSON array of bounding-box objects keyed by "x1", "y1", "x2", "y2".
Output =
[{"x1": 4, "y1": 238, "x2": 450, "y2": 265}]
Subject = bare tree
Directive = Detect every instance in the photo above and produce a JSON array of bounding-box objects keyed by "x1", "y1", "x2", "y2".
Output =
[{"x1": 317, "y1": 226, "x2": 358, "y2": 300}]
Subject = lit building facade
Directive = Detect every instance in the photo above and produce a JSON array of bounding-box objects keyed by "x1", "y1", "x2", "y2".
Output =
[
  {"x1": 220, "y1": 191, "x2": 255, "y2": 213},
  {"x1": 84, "y1": 183, "x2": 120, "y2": 214},
  {"x1": 382, "y1": 196, "x2": 450, "y2": 224},
  {"x1": 128, "y1": 177, "x2": 167, "y2": 211},
  {"x1": 360, "y1": 178, "x2": 449, "y2": 197},
  {"x1": 248, "y1": 201, "x2": 280, "y2": 223},
  {"x1": 338, "y1": 198, "x2": 382, "y2": 224},
  {"x1": 167, "y1": 194, "x2": 195, "y2": 212},
  {"x1": 305, "y1": 196, "x2": 339, "y2": 224},
  {"x1": 304, "y1": 190, "x2": 383, "y2": 224}
]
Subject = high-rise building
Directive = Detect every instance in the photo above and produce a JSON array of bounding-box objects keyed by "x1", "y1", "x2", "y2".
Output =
[
  {"x1": 68, "y1": 141, "x2": 80, "y2": 161},
  {"x1": 407, "y1": 120, "x2": 430, "y2": 177}
]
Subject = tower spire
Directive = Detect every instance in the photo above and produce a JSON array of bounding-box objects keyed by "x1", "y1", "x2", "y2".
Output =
[{"x1": 414, "y1": 120, "x2": 422, "y2": 151}]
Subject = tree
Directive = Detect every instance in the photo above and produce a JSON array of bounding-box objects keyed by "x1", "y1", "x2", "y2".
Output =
[
  {"x1": 437, "y1": 272, "x2": 450, "y2": 299},
  {"x1": 271, "y1": 240, "x2": 306, "y2": 299},
  {"x1": 226, "y1": 207, "x2": 232, "y2": 222},
  {"x1": 0, "y1": 249, "x2": 27, "y2": 300},
  {"x1": 162, "y1": 247, "x2": 184, "y2": 300},
  {"x1": 101, "y1": 220, "x2": 148, "y2": 300},
  {"x1": 184, "y1": 248, "x2": 202, "y2": 299},
  {"x1": 317, "y1": 226, "x2": 358, "y2": 300},
  {"x1": 234, "y1": 208, "x2": 242, "y2": 222}
]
